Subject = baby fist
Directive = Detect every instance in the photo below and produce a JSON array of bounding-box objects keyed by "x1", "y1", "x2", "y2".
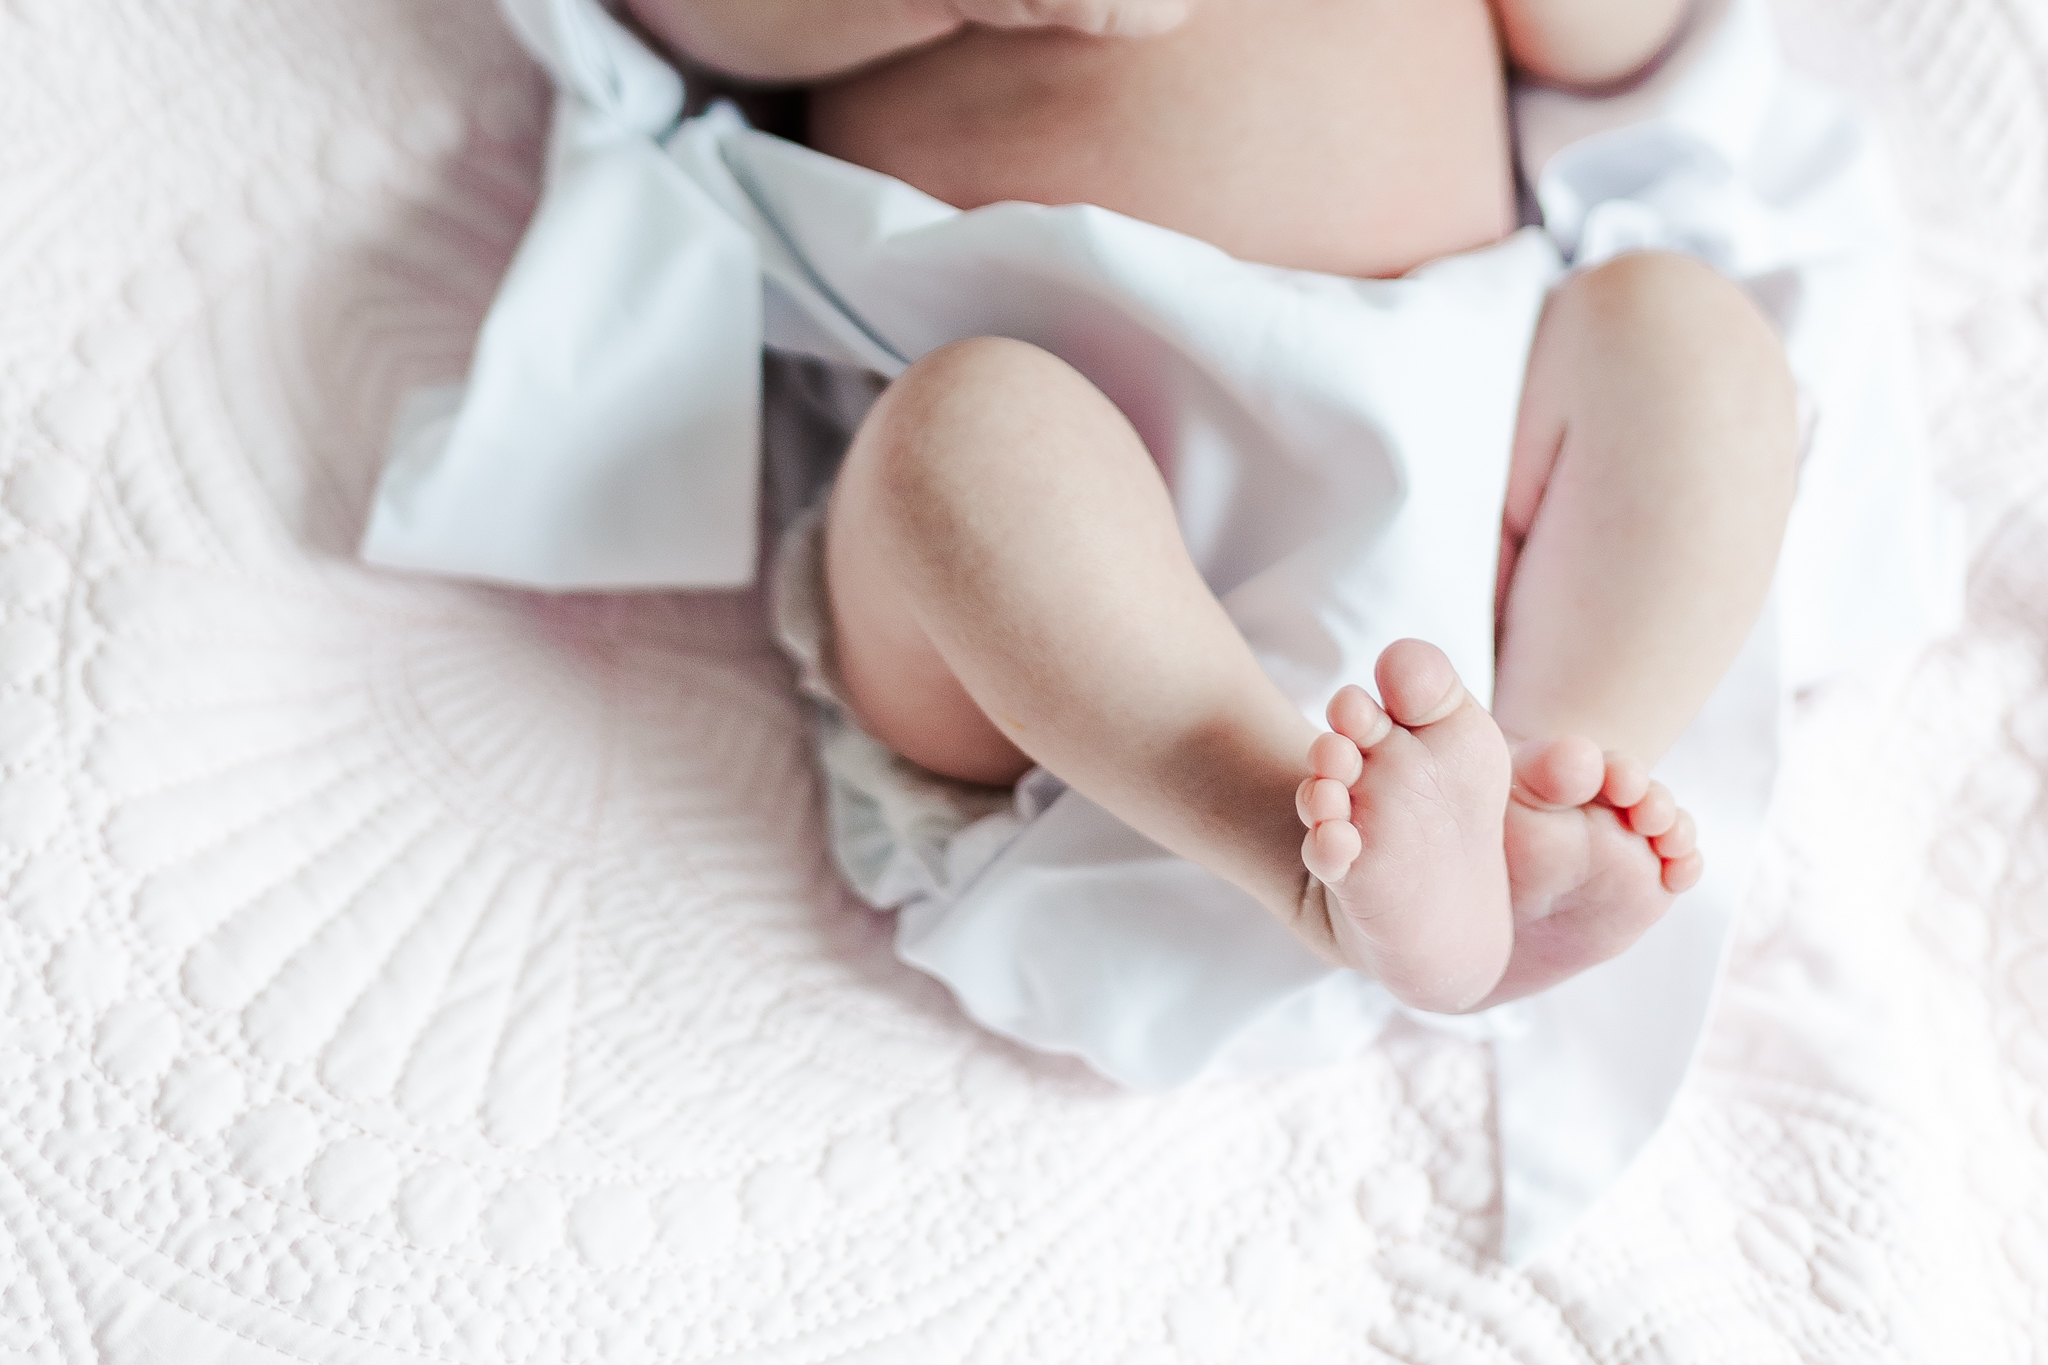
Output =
[{"x1": 950, "y1": 0, "x2": 1193, "y2": 38}]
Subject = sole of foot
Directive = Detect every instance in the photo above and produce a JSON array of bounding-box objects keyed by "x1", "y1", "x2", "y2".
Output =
[
  {"x1": 1296, "y1": 639, "x2": 1702, "y2": 1014},
  {"x1": 1295, "y1": 639, "x2": 1513, "y2": 1013},
  {"x1": 1484, "y1": 737, "x2": 1701, "y2": 1007}
]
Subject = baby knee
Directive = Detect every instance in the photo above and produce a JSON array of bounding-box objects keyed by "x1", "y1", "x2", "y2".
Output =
[
  {"x1": 1568, "y1": 251, "x2": 1799, "y2": 434},
  {"x1": 841, "y1": 337, "x2": 1113, "y2": 541},
  {"x1": 1573, "y1": 253, "x2": 1787, "y2": 366},
  {"x1": 895, "y1": 336, "x2": 1081, "y2": 411},
  {"x1": 1569, "y1": 251, "x2": 1750, "y2": 334},
  {"x1": 855, "y1": 336, "x2": 1117, "y2": 494},
  {"x1": 851, "y1": 339, "x2": 1033, "y2": 488}
]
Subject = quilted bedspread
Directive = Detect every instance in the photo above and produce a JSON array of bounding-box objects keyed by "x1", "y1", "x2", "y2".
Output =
[{"x1": 0, "y1": 0, "x2": 2044, "y2": 1361}]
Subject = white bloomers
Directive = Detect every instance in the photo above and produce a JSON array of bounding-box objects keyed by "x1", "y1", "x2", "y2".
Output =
[{"x1": 361, "y1": 0, "x2": 1962, "y2": 1259}]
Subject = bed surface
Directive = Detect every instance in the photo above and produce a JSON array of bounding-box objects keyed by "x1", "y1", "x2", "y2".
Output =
[{"x1": 1, "y1": 0, "x2": 2044, "y2": 1360}]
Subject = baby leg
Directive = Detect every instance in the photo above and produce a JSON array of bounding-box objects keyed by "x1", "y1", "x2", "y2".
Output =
[
  {"x1": 1340, "y1": 250, "x2": 1793, "y2": 1008},
  {"x1": 828, "y1": 338, "x2": 1516, "y2": 1005},
  {"x1": 1495, "y1": 251, "x2": 1798, "y2": 766},
  {"x1": 1489, "y1": 253, "x2": 1797, "y2": 1001},
  {"x1": 827, "y1": 337, "x2": 1322, "y2": 920}
]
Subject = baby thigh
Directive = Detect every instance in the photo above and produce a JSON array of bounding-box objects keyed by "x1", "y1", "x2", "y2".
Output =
[
  {"x1": 826, "y1": 335, "x2": 1217, "y2": 788},
  {"x1": 822, "y1": 337, "x2": 1319, "y2": 918},
  {"x1": 825, "y1": 335, "x2": 1251, "y2": 785},
  {"x1": 1493, "y1": 251, "x2": 1800, "y2": 762},
  {"x1": 823, "y1": 341, "x2": 1049, "y2": 787}
]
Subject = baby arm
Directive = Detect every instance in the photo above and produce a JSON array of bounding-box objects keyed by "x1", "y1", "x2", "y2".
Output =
[
  {"x1": 625, "y1": 0, "x2": 1190, "y2": 84},
  {"x1": 1491, "y1": 0, "x2": 1689, "y2": 90}
]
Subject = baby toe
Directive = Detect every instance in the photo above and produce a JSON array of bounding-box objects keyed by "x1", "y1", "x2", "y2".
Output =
[
  {"x1": 1652, "y1": 809, "x2": 1697, "y2": 860},
  {"x1": 1308, "y1": 729, "x2": 1366, "y2": 783},
  {"x1": 1600, "y1": 753, "x2": 1651, "y2": 809},
  {"x1": 1511, "y1": 736, "x2": 1605, "y2": 809},
  {"x1": 1626, "y1": 782, "x2": 1678, "y2": 839},
  {"x1": 1325, "y1": 687, "x2": 1392, "y2": 752},
  {"x1": 1661, "y1": 849, "x2": 1705, "y2": 893},
  {"x1": 1302, "y1": 821, "x2": 1362, "y2": 883},
  {"x1": 1373, "y1": 639, "x2": 1465, "y2": 728},
  {"x1": 1298, "y1": 776, "x2": 1351, "y2": 828}
]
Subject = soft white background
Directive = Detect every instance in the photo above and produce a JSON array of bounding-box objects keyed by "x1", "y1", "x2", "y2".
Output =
[{"x1": 0, "y1": 0, "x2": 2042, "y2": 1360}]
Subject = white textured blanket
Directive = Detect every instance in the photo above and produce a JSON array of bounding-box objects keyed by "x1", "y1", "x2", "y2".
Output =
[{"x1": 0, "y1": 0, "x2": 2043, "y2": 1361}]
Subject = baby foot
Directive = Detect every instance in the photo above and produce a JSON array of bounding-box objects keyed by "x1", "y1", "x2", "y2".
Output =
[
  {"x1": 1293, "y1": 639, "x2": 1704, "y2": 1014},
  {"x1": 1480, "y1": 740, "x2": 1703, "y2": 1007},
  {"x1": 1294, "y1": 639, "x2": 1515, "y2": 1013}
]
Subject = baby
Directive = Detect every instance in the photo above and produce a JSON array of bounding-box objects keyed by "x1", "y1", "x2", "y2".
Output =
[{"x1": 626, "y1": 0, "x2": 1798, "y2": 1014}]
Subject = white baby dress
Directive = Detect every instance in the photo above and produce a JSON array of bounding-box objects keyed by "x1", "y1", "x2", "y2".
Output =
[{"x1": 361, "y1": 0, "x2": 1961, "y2": 1260}]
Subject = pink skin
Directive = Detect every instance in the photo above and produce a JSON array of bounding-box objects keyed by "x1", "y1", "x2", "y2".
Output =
[{"x1": 1296, "y1": 640, "x2": 1700, "y2": 1013}]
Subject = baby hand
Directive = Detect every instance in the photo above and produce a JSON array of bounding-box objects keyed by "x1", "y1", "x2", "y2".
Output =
[{"x1": 950, "y1": 0, "x2": 1192, "y2": 38}]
